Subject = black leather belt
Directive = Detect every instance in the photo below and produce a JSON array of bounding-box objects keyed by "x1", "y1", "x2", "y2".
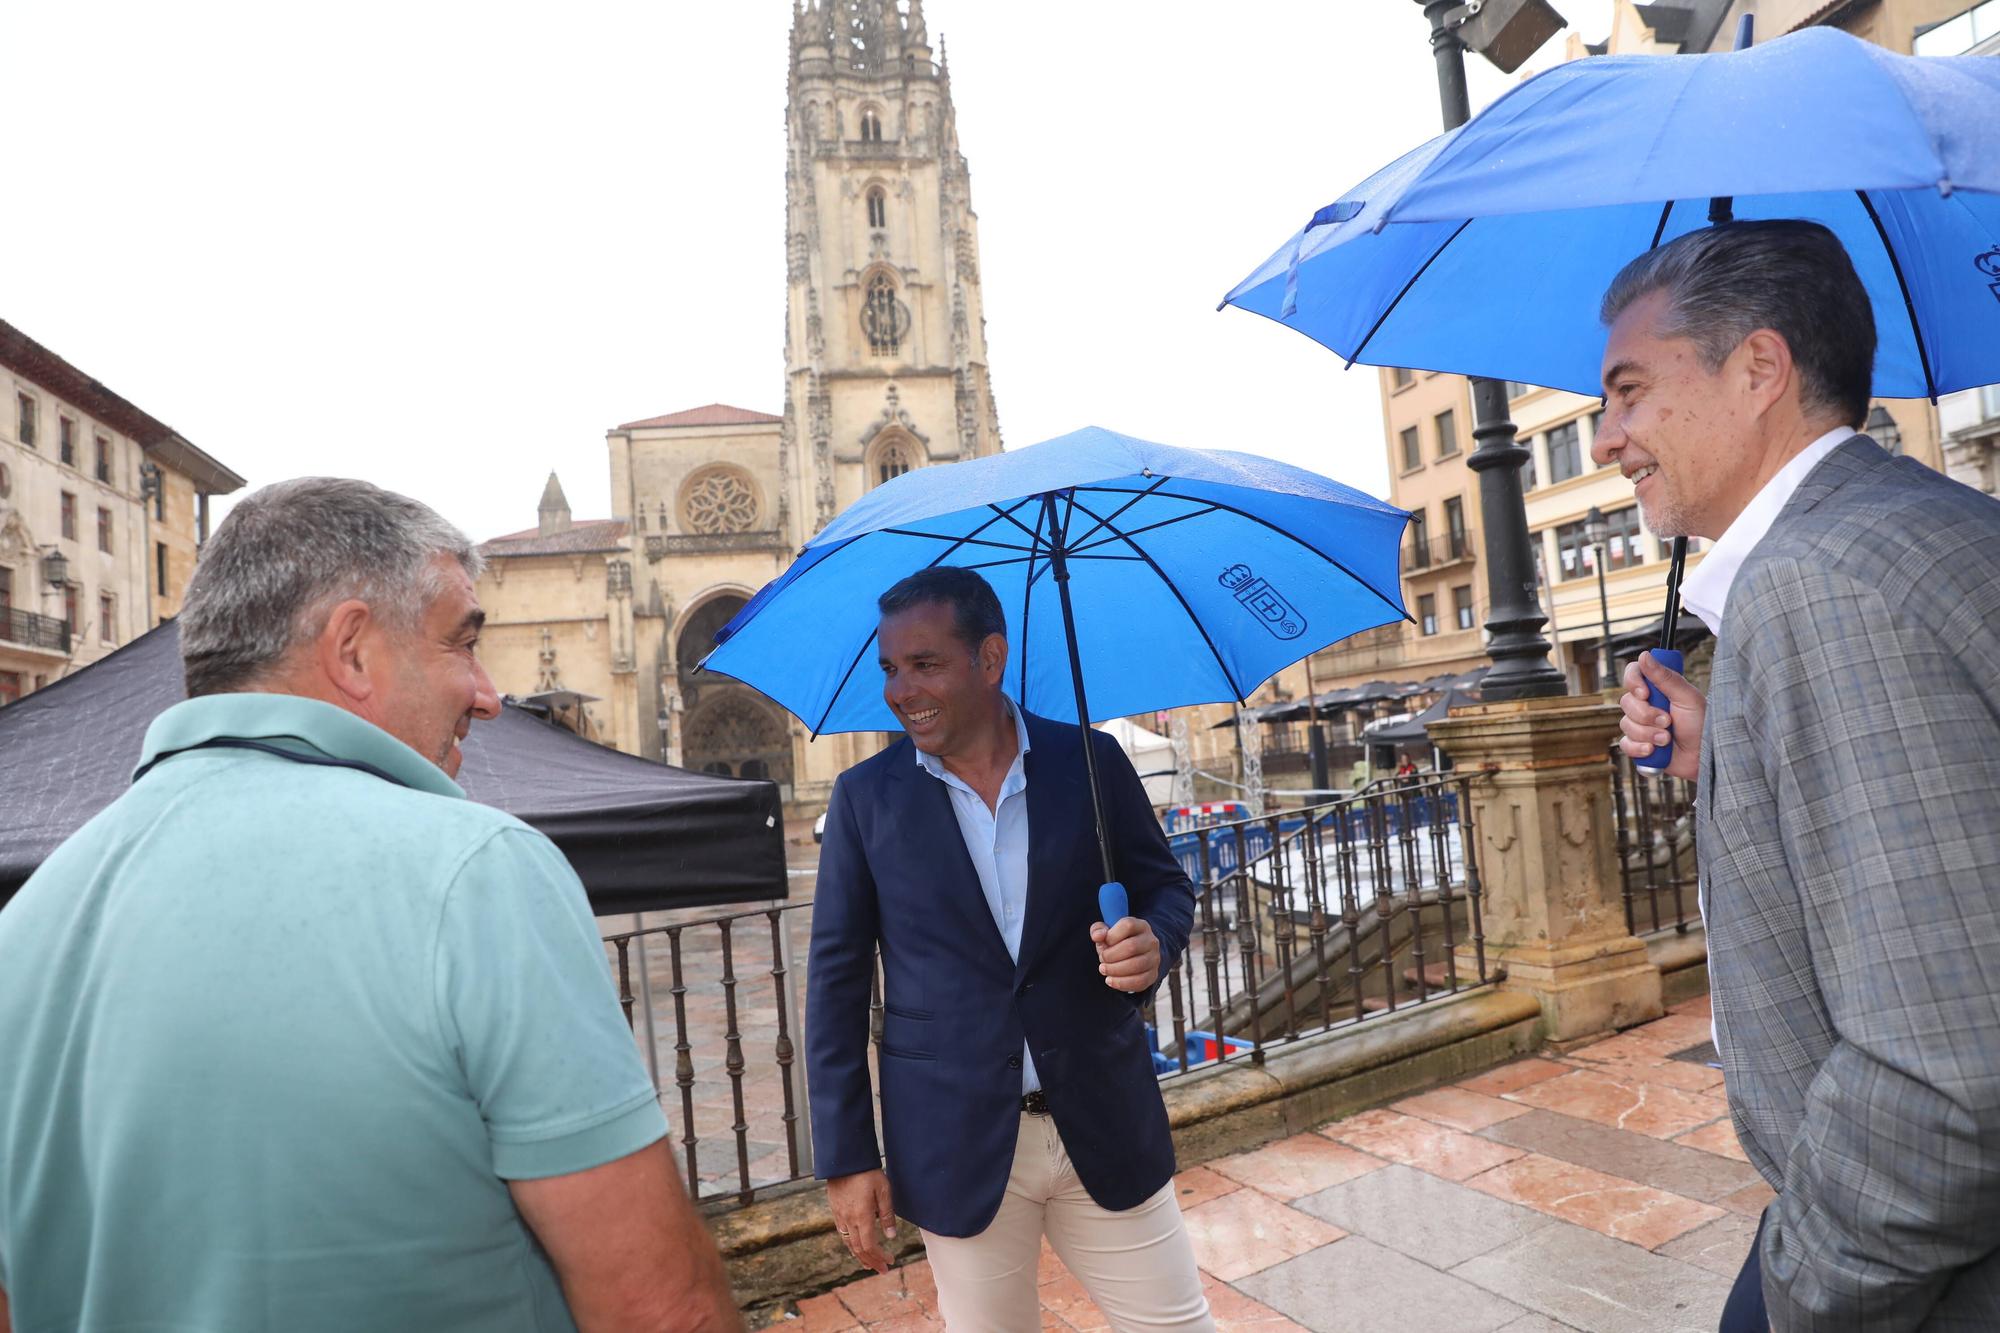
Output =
[{"x1": 1020, "y1": 1090, "x2": 1051, "y2": 1116}]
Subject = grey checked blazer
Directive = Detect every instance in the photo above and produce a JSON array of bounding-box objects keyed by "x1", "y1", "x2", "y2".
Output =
[{"x1": 1701, "y1": 435, "x2": 2000, "y2": 1330}]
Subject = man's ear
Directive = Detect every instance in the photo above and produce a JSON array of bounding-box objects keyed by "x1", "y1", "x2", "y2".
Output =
[
  {"x1": 314, "y1": 599, "x2": 379, "y2": 705},
  {"x1": 980, "y1": 632, "x2": 1008, "y2": 685},
  {"x1": 1737, "y1": 327, "x2": 1795, "y2": 419}
]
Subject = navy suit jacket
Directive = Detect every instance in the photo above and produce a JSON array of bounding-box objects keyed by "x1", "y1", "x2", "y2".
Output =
[{"x1": 805, "y1": 709, "x2": 1196, "y2": 1238}]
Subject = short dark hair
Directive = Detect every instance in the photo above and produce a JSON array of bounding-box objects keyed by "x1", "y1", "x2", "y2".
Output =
[
  {"x1": 1600, "y1": 219, "x2": 1875, "y2": 428},
  {"x1": 877, "y1": 567, "x2": 1006, "y2": 652}
]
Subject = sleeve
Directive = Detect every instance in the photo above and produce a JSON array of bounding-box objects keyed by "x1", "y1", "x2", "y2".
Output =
[
  {"x1": 432, "y1": 826, "x2": 667, "y2": 1181},
  {"x1": 804, "y1": 773, "x2": 884, "y2": 1179},
  {"x1": 1736, "y1": 560, "x2": 2000, "y2": 1329},
  {"x1": 1098, "y1": 729, "x2": 1194, "y2": 1005}
]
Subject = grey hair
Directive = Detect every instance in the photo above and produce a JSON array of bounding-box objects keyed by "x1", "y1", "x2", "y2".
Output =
[
  {"x1": 877, "y1": 566, "x2": 1006, "y2": 653},
  {"x1": 179, "y1": 477, "x2": 483, "y2": 697},
  {"x1": 1599, "y1": 219, "x2": 1875, "y2": 428}
]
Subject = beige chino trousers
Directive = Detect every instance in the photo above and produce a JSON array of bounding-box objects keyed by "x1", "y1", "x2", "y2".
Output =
[{"x1": 919, "y1": 1113, "x2": 1214, "y2": 1332}]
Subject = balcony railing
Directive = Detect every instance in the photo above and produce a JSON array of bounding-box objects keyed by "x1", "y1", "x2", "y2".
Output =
[
  {"x1": 1402, "y1": 532, "x2": 1476, "y2": 573},
  {"x1": 0, "y1": 606, "x2": 71, "y2": 655},
  {"x1": 602, "y1": 775, "x2": 1491, "y2": 1208}
]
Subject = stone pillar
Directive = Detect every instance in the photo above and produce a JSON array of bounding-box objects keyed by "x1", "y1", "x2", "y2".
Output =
[{"x1": 1428, "y1": 696, "x2": 1662, "y2": 1043}]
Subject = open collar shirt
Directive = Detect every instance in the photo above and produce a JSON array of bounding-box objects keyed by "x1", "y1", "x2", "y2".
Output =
[{"x1": 914, "y1": 696, "x2": 1040, "y2": 1094}]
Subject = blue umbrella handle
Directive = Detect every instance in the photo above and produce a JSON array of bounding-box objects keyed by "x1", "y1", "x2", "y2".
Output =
[
  {"x1": 1098, "y1": 881, "x2": 1129, "y2": 928},
  {"x1": 1632, "y1": 648, "x2": 1683, "y2": 772}
]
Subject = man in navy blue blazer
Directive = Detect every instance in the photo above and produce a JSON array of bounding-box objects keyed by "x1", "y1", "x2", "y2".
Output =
[{"x1": 806, "y1": 568, "x2": 1210, "y2": 1331}]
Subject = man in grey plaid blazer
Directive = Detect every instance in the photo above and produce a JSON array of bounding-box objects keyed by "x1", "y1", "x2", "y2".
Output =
[{"x1": 1605, "y1": 221, "x2": 2000, "y2": 1330}]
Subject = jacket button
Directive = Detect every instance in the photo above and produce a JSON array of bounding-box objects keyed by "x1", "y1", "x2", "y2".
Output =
[{"x1": 1006, "y1": 1055, "x2": 1022, "y2": 1069}]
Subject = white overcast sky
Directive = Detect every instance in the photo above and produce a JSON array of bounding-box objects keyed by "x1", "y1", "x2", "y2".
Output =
[{"x1": 4, "y1": 1, "x2": 1611, "y2": 542}]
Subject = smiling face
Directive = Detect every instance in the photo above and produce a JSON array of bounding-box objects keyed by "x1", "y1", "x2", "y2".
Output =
[
  {"x1": 877, "y1": 599, "x2": 1007, "y2": 759},
  {"x1": 374, "y1": 558, "x2": 501, "y2": 778},
  {"x1": 1593, "y1": 288, "x2": 1762, "y2": 540}
]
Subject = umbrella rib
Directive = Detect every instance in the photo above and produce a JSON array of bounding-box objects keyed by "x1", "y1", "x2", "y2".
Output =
[
  {"x1": 985, "y1": 501, "x2": 1045, "y2": 545},
  {"x1": 1648, "y1": 200, "x2": 1675, "y2": 250},
  {"x1": 1064, "y1": 475, "x2": 1170, "y2": 551},
  {"x1": 880, "y1": 528, "x2": 1034, "y2": 553},
  {"x1": 1069, "y1": 504, "x2": 1224, "y2": 556},
  {"x1": 1346, "y1": 219, "x2": 1473, "y2": 370},
  {"x1": 1014, "y1": 497, "x2": 1053, "y2": 704},
  {"x1": 1853, "y1": 189, "x2": 1939, "y2": 403},
  {"x1": 1062, "y1": 493, "x2": 1249, "y2": 703}
]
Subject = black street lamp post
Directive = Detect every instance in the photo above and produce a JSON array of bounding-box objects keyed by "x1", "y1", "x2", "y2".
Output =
[
  {"x1": 1416, "y1": 0, "x2": 1569, "y2": 702},
  {"x1": 1584, "y1": 504, "x2": 1613, "y2": 691}
]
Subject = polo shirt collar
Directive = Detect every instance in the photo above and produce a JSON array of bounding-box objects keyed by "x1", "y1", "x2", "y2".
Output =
[{"x1": 137, "y1": 693, "x2": 466, "y2": 799}]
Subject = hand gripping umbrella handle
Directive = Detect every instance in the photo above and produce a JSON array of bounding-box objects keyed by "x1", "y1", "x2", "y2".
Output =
[
  {"x1": 1098, "y1": 881, "x2": 1128, "y2": 928},
  {"x1": 1633, "y1": 649, "x2": 1683, "y2": 772}
]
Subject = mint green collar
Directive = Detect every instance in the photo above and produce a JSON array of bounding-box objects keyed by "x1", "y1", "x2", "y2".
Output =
[{"x1": 136, "y1": 694, "x2": 465, "y2": 799}]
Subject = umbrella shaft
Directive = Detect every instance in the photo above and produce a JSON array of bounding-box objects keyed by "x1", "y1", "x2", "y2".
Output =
[{"x1": 1042, "y1": 492, "x2": 1120, "y2": 888}]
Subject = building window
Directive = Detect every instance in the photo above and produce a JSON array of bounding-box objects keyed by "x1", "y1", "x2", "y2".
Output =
[
  {"x1": 94, "y1": 436, "x2": 111, "y2": 484},
  {"x1": 1399, "y1": 426, "x2": 1421, "y2": 472},
  {"x1": 1547, "y1": 420, "x2": 1582, "y2": 483},
  {"x1": 1407, "y1": 507, "x2": 1429, "y2": 568},
  {"x1": 156, "y1": 541, "x2": 169, "y2": 595},
  {"x1": 98, "y1": 508, "x2": 113, "y2": 553},
  {"x1": 1418, "y1": 593, "x2": 1438, "y2": 636},
  {"x1": 1915, "y1": 0, "x2": 2000, "y2": 56},
  {"x1": 61, "y1": 492, "x2": 78, "y2": 541},
  {"x1": 866, "y1": 187, "x2": 886, "y2": 229},
  {"x1": 0, "y1": 565, "x2": 11, "y2": 617},
  {"x1": 0, "y1": 672, "x2": 21, "y2": 707},
  {"x1": 16, "y1": 394, "x2": 35, "y2": 449},
  {"x1": 1392, "y1": 367, "x2": 1414, "y2": 389},
  {"x1": 1604, "y1": 505, "x2": 1646, "y2": 570},
  {"x1": 59, "y1": 417, "x2": 76, "y2": 467},
  {"x1": 63, "y1": 584, "x2": 79, "y2": 634},
  {"x1": 682, "y1": 465, "x2": 759, "y2": 534},
  {"x1": 99, "y1": 593, "x2": 116, "y2": 644},
  {"x1": 1453, "y1": 584, "x2": 1475, "y2": 631},
  {"x1": 862, "y1": 272, "x2": 905, "y2": 355},
  {"x1": 1505, "y1": 381, "x2": 1532, "y2": 400},
  {"x1": 1443, "y1": 496, "x2": 1468, "y2": 560},
  {"x1": 1588, "y1": 410, "x2": 1605, "y2": 466},
  {"x1": 1521, "y1": 436, "x2": 1539, "y2": 490},
  {"x1": 875, "y1": 439, "x2": 913, "y2": 487},
  {"x1": 1554, "y1": 519, "x2": 1594, "y2": 580},
  {"x1": 1435, "y1": 409, "x2": 1459, "y2": 458},
  {"x1": 1658, "y1": 534, "x2": 1702, "y2": 560},
  {"x1": 860, "y1": 108, "x2": 882, "y2": 142}
]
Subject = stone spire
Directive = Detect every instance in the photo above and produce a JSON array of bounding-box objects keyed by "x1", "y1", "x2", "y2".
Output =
[
  {"x1": 537, "y1": 471, "x2": 571, "y2": 537},
  {"x1": 906, "y1": 0, "x2": 928, "y2": 47}
]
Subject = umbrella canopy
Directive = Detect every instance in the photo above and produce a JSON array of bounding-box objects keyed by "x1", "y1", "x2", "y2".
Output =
[
  {"x1": 1221, "y1": 27, "x2": 2000, "y2": 401},
  {"x1": 1347, "y1": 679, "x2": 1421, "y2": 706},
  {"x1": 705, "y1": 426, "x2": 1410, "y2": 734},
  {"x1": 0, "y1": 622, "x2": 786, "y2": 914}
]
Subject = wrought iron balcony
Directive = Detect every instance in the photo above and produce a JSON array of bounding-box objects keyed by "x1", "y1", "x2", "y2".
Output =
[
  {"x1": 0, "y1": 606, "x2": 71, "y2": 655},
  {"x1": 1401, "y1": 532, "x2": 1477, "y2": 573}
]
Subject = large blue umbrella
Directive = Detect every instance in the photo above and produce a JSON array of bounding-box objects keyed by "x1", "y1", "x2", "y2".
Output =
[
  {"x1": 1220, "y1": 26, "x2": 2000, "y2": 401},
  {"x1": 702, "y1": 425, "x2": 1409, "y2": 886}
]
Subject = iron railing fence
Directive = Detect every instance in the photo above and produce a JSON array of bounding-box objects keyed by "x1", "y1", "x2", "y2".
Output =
[
  {"x1": 1607, "y1": 743, "x2": 1699, "y2": 936},
  {"x1": 603, "y1": 774, "x2": 1491, "y2": 1208}
]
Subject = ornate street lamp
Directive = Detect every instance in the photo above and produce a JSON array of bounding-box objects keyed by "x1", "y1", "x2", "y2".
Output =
[
  {"x1": 40, "y1": 547, "x2": 69, "y2": 592},
  {"x1": 1414, "y1": 0, "x2": 1569, "y2": 700},
  {"x1": 1865, "y1": 405, "x2": 1904, "y2": 456},
  {"x1": 1583, "y1": 505, "x2": 1613, "y2": 691}
]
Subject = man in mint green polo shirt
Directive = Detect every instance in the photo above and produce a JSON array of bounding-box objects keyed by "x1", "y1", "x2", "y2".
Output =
[{"x1": 0, "y1": 478, "x2": 739, "y2": 1333}]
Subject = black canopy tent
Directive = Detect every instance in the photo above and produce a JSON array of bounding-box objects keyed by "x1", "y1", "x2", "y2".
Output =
[
  {"x1": 0, "y1": 623, "x2": 786, "y2": 914},
  {"x1": 1364, "y1": 686, "x2": 1484, "y2": 745}
]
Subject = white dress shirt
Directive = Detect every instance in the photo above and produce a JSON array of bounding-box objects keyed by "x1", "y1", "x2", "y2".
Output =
[
  {"x1": 1679, "y1": 426, "x2": 1856, "y2": 636},
  {"x1": 914, "y1": 696, "x2": 1040, "y2": 1094}
]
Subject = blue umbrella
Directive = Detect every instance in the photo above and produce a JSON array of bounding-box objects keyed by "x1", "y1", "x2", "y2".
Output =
[
  {"x1": 1220, "y1": 26, "x2": 2000, "y2": 402},
  {"x1": 702, "y1": 425, "x2": 1409, "y2": 888}
]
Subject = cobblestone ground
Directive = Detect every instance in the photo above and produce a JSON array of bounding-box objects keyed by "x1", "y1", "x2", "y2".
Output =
[{"x1": 777, "y1": 997, "x2": 1758, "y2": 1333}]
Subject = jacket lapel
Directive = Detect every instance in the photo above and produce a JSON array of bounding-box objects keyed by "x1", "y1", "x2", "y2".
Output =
[
  {"x1": 1781, "y1": 434, "x2": 1890, "y2": 521},
  {"x1": 884, "y1": 747, "x2": 1013, "y2": 964},
  {"x1": 1016, "y1": 712, "x2": 1086, "y2": 979}
]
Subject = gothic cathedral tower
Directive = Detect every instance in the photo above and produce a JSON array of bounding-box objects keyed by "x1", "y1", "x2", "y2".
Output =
[{"x1": 782, "y1": 0, "x2": 1003, "y2": 536}]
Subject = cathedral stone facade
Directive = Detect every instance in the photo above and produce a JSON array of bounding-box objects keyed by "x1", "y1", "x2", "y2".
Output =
[{"x1": 476, "y1": 0, "x2": 1002, "y2": 812}]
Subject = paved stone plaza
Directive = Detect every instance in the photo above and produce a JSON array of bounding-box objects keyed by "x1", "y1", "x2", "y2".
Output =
[{"x1": 778, "y1": 997, "x2": 1761, "y2": 1332}]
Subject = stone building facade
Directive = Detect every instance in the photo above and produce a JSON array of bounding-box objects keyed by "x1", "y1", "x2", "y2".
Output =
[
  {"x1": 476, "y1": 1, "x2": 1003, "y2": 809},
  {"x1": 0, "y1": 319, "x2": 243, "y2": 706}
]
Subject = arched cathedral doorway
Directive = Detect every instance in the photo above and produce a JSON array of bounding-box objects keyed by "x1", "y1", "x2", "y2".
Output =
[{"x1": 675, "y1": 593, "x2": 794, "y2": 787}]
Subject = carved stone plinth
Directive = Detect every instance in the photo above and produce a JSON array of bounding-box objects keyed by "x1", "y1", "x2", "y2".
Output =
[{"x1": 1428, "y1": 696, "x2": 1663, "y2": 1042}]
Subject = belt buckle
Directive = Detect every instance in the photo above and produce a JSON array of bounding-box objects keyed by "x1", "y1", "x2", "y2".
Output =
[{"x1": 1020, "y1": 1090, "x2": 1051, "y2": 1116}]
